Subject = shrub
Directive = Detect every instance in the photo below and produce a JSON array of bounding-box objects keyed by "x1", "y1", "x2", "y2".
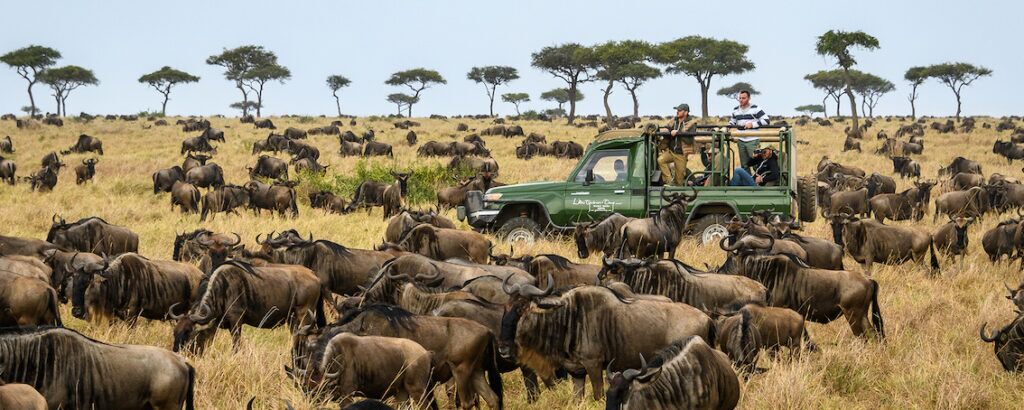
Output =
[{"x1": 296, "y1": 160, "x2": 450, "y2": 205}]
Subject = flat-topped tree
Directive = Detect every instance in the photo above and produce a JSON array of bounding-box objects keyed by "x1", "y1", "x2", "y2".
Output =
[
  {"x1": 717, "y1": 82, "x2": 759, "y2": 100},
  {"x1": 326, "y1": 75, "x2": 351, "y2": 117},
  {"x1": 926, "y1": 62, "x2": 992, "y2": 120},
  {"x1": 815, "y1": 30, "x2": 880, "y2": 137},
  {"x1": 501, "y1": 92, "x2": 530, "y2": 116},
  {"x1": 804, "y1": 70, "x2": 846, "y2": 118},
  {"x1": 385, "y1": 68, "x2": 445, "y2": 117},
  {"x1": 467, "y1": 66, "x2": 519, "y2": 117},
  {"x1": 230, "y1": 101, "x2": 260, "y2": 116},
  {"x1": 386, "y1": 93, "x2": 418, "y2": 117},
  {"x1": 655, "y1": 36, "x2": 754, "y2": 118},
  {"x1": 904, "y1": 66, "x2": 929, "y2": 119},
  {"x1": 531, "y1": 43, "x2": 595, "y2": 124},
  {"x1": 795, "y1": 104, "x2": 825, "y2": 117},
  {"x1": 540, "y1": 88, "x2": 584, "y2": 112},
  {"x1": 37, "y1": 65, "x2": 98, "y2": 116},
  {"x1": 138, "y1": 66, "x2": 199, "y2": 116},
  {"x1": 1, "y1": 45, "x2": 61, "y2": 117},
  {"x1": 593, "y1": 40, "x2": 655, "y2": 124},
  {"x1": 850, "y1": 71, "x2": 894, "y2": 118},
  {"x1": 206, "y1": 45, "x2": 277, "y2": 117},
  {"x1": 617, "y1": 62, "x2": 661, "y2": 119}
]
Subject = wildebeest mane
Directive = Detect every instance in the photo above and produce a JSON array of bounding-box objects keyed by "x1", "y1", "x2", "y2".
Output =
[{"x1": 335, "y1": 303, "x2": 417, "y2": 331}]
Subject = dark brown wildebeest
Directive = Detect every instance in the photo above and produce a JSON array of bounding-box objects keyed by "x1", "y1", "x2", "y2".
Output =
[
  {"x1": 0, "y1": 155, "x2": 15, "y2": 185},
  {"x1": 552, "y1": 141, "x2": 584, "y2": 158},
  {"x1": 981, "y1": 218, "x2": 1022, "y2": 263},
  {"x1": 73, "y1": 158, "x2": 98, "y2": 184},
  {"x1": 381, "y1": 172, "x2": 411, "y2": 219},
  {"x1": 932, "y1": 216, "x2": 974, "y2": 265},
  {"x1": 0, "y1": 269, "x2": 61, "y2": 327},
  {"x1": 172, "y1": 260, "x2": 324, "y2": 354},
  {"x1": 938, "y1": 156, "x2": 983, "y2": 177},
  {"x1": 573, "y1": 213, "x2": 635, "y2": 259},
  {"x1": 293, "y1": 157, "x2": 328, "y2": 175},
  {"x1": 363, "y1": 140, "x2": 394, "y2": 157},
  {"x1": 309, "y1": 191, "x2": 350, "y2": 214},
  {"x1": 255, "y1": 118, "x2": 275, "y2": 129},
  {"x1": 63, "y1": 134, "x2": 104, "y2": 155},
  {"x1": 843, "y1": 136, "x2": 861, "y2": 152},
  {"x1": 308, "y1": 125, "x2": 340, "y2": 136},
  {"x1": 47, "y1": 215, "x2": 139, "y2": 256},
  {"x1": 766, "y1": 222, "x2": 845, "y2": 270},
  {"x1": 181, "y1": 153, "x2": 211, "y2": 173},
  {"x1": 398, "y1": 224, "x2": 491, "y2": 264},
  {"x1": 245, "y1": 180, "x2": 298, "y2": 217},
  {"x1": 829, "y1": 188, "x2": 870, "y2": 218},
  {"x1": 841, "y1": 216, "x2": 939, "y2": 275},
  {"x1": 69, "y1": 252, "x2": 202, "y2": 323},
  {"x1": 348, "y1": 179, "x2": 390, "y2": 212},
  {"x1": 498, "y1": 253, "x2": 600, "y2": 289},
  {"x1": 259, "y1": 238, "x2": 400, "y2": 297},
  {"x1": 405, "y1": 130, "x2": 417, "y2": 145},
  {"x1": 869, "y1": 184, "x2": 932, "y2": 223},
  {"x1": 182, "y1": 117, "x2": 210, "y2": 131},
  {"x1": 816, "y1": 157, "x2": 866, "y2": 182},
  {"x1": 994, "y1": 140, "x2": 1024, "y2": 164},
  {"x1": 384, "y1": 209, "x2": 455, "y2": 243},
  {"x1": 180, "y1": 134, "x2": 216, "y2": 155},
  {"x1": 618, "y1": 189, "x2": 697, "y2": 259},
  {"x1": 0, "y1": 235, "x2": 64, "y2": 260},
  {"x1": 200, "y1": 184, "x2": 250, "y2": 222},
  {"x1": 934, "y1": 186, "x2": 988, "y2": 222},
  {"x1": 865, "y1": 172, "x2": 896, "y2": 198},
  {"x1": 25, "y1": 164, "x2": 59, "y2": 192},
  {"x1": 480, "y1": 125, "x2": 506, "y2": 136},
  {"x1": 339, "y1": 130, "x2": 360, "y2": 143},
  {"x1": 284, "y1": 127, "x2": 307, "y2": 139},
  {"x1": 295, "y1": 332, "x2": 432, "y2": 407},
  {"x1": 285, "y1": 139, "x2": 320, "y2": 161},
  {"x1": 515, "y1": 141, "x2": 554, "y2": 159},
  {"x1": 170, "y1": 180, "x2": 201, "y2": 214},
  {"x1": 436, "y1": 178, "x2": 474, "y2": 211},
  {"x1": 980, "y1": 313, "x2": 1024, "y2": 372},
  {"x1": 40, "y1": 151, "x2": 63, "y2": 170},
  {"x1": 0, "y1": 135, "x2": 13, "y2": 153},
  {"x1": 598, "y1": 256, "x2": 766, "y2": 314},
  {"x1": 152, "y1": 165, "x2": 185, "y2": 193},
  {"x1": 499, "y1": 284, "x2": 714, "y2": 400},
  {"x1": 715, "y1": 302, "x2": 814, "y2": 370},
  {"x1": 0, "y1": 327, "x2": 196, "y2": 409},
  {"x1": 739, "y1": 253, "x2": 884, "y2": 338},
  {"x1": 605, "y1": 336, "x2": 740, "y2": 410},
  {"x1": 451, "y1": 141, "x2": 491, "y2": 157},
  {"x1": 505, "y1": 125, "x2": 524, "y2": 137},
  {"x1": 184, "y1": 163, "x2": 224, "y2": 189},
  {"x1": 249, "y1": 155, "x2": 289, "y2": 180},
  {"x1": 0, "y1": 255, "x2": 51, "y2": 285},
  {"x1": 448, "y1": 155, "x2": 500, "y2": 176},
  {"x1": 367, "y1": 254, "x2": 496, "y2": 291},
  {"x1": 339, "y1": 140, "x2": 363, "y2": 156}
]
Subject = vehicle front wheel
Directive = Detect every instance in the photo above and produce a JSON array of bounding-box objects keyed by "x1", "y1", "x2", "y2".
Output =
[
  {"x1": 691, "y1": 214, "x2": 730, "y2": 246},
  {"x1": 496, "y1": 217, "x2": 542, "y2": 244}
]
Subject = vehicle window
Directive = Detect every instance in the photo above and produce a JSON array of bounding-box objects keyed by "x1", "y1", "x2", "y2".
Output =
[{"x1": 574, "y1": 149, "x2": 629, "y2": 183}]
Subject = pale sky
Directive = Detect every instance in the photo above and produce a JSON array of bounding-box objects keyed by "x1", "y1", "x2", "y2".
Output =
[{"x1": 1, "y1": 0, "x2": 1019, "y2": 118}]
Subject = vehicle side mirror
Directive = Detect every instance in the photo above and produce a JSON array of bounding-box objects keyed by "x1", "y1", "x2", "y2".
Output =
[{"x1": 583, "y1": 169, "x2": 594, "y2": 186}]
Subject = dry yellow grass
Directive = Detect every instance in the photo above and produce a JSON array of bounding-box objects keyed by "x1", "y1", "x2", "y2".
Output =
[{"x1": 2, "y1": 114, "x2": 1024, "y2": 409}]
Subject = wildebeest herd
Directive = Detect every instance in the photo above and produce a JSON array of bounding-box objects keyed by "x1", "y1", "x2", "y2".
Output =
[{"x1": 3, "y1": 113, "x2": 1024, "y2": 409}]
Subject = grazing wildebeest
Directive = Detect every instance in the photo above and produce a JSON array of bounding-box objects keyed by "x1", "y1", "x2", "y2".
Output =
[
  {"x1": 0, "y1": 155, "x2": 15, "y2": 185},
  {"x1": 363, "y1": 140, "x2": 394, "y2": 157},
  {"x1": 381, "y1": 172, "x2": 411, "y2": 219},
  {"x1": 982, "y1": 218, "x2": 1022, "y2": 263},
  {"x1": 40, "y1": 151, "x2": 62, "y2": 170},
  {"x1": 618, "y1": 189, "x2": 697, "y2": 258},
  {"x1": 398, "y1": 223, "x2": 491, "y2": 264},
  {"x1": 348, "y1": 179, "x2": 390, "y2": 212},
  {"x1": 869, "y1": 184, "x2": 932, "y2": 223},
  {"x1": 573, "y1": 213, "x2": 635, "y2": 259},
  {"x1": 932, "y1": 216, "x2": 974, "y2": 265},
  {"x1": 499, "y1": 284, "x2": 714, "y2": 400},
  {"x1": 170, "y1": 180, "x2": 201, "y2": 214},
  {"x1": 938, "y1": 156, "x2": 983, "y2": 177},
  {"x1": 181, "y1": 118, "x2": 210, "y2": 131},
  {"x1": 934, "y1": 186, "x2": 988, "y2": 222},
  {"x1": 0, "y1": 269, "x2": 61, "y2": 327},
  {"x1": 309, "y1": 191, "x2": 350, "y2": 214},
  {"x1": 0, "y1": 135, "x2": 13, "y2": 153},
  {"x1": 171, "y1": 260, "x2": 324, "y2": 354},
  {"x1": 249, "y1": 155, "x2": 289, "y2": 180},
  {"x1": 25, "y1": 164, "x2": 59, "y2": 192},
  {"x1": 552, "y1": 141, "x2": 585, "y2": 158},
  {"x1": 292, "y1": 157, "x2": 328, "y2": 175},
  {"x1": 980, "y1": 313, "x2": 1024, "y2": 372},
  {"x1": 73, "y1": 158, "x2": 98, "y2": 184},
  {"x1": 890, "y1": 156, "x2": 921, "y2": 179},
  {"x1": 63, "y1": 134, "x2": 104, "y2": 155},
  {"x1": 260, "y1": 238, "x2": 398, "y2": 297},
  {"x1": 285, "y1": 139, "x2": 320, "y2": 161},
  {"x1": 69, "y1": 252, "x2": 202, "y2": 322},
  {"x1": 181, "y1": 153, "x2": 211, "y2": 173},
  {"x1": 840, "y1": 216, "x2": 939, "y2": 275},
  {"x1": 255, "y1": 118, "x2": 276, "y2": 129},
  {"x1": 284, "y1": 127, "x2": 307, "y2": 139},
  {"x1": 200, "y1": 184, "x2": 250, "y2": 221},
  {"x1": 339, "y1": 140, "x2": 363, "y2": 156},
  {"x1": 184, "y1": 163, "x2": 225, "y2": 189},
  {"x1": 153, "y1": 165, "x2": 185, "y2": 193},
  {"x1": 715, "y1": 302, "x2": 814, "y2": 369},
  {"x1": 180, "y1": 135, "x2": 216, "y2": 155},
  {"x1": 451, "y1": 141, "x2": 491, "y2": 157},
  {"x1": 308, "y1": 125, "x2": 341, "y2": 136},
  {"x1": 47, "y1": 215, "x2": 139, "y2": 256},
  {"x1": 605, "y1": 337, "x2": 740, "y2": 410},
  {"x1": 0, "y1": 327, "x2": 196, "y2": 409},
  {"x1": 418, "y1": 141, "x2": 453, "y2": 157},
  {"x1": 245, "y1": 180, "x2": 298, "y2": 217},
  {"x1": 340, "y1": 130, "x2": 361, "y2": 143},
  {"x1": 843, "y1": 136, "x2": 861, "y2": 152}
]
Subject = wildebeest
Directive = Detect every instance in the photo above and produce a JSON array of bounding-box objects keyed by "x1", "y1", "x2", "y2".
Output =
[
  {"x1": 417, "y1": 141, "x2": 453, "y2": 157},
  {"x1": 398, "y1": 224, "x2": 491, "y2": 263},
  {"x1": 0, "y1": 327, "x2": 196, "y2": 409},
  {"x1": 47, "y1": 215, "x2": 139, "y2": 256},
  {"x1": 0, "y1": 135, "x2": 13, "y2": 153},
  {"x1": 284, "y1": 127, "x2": 307, "y2": 139},
  {"x1": 499, "y1": 284, "x2": 714, "y2": 400},
  {"x1": 248, "y1": 155, "x2": 289, "y2": 180},
  {"x1": 63, "y1": 134, "x2": 104, "y2": 155},
  {"x1": 73, "y1": 158, "x2": 98, "y2": 184},
  {"x1": 0, "y1": 235, "x2": 64, "y2": 260},
  {"x1": 715, "y1": 302, "x2": 814, "y2": 369},
  {"x1": 932, "y1": 216, "x2": 974, "y2": 265},
  {"x1": 383, "y1": 209, "x2": 455, "y2": 243},
  {"x1": 181, "y1": 117, "x2": 210, "y2": 131},
  {"x1": 980, "y1": 313, "x2": 1024, "y2": 372},
  {"x1": 816, "y1": 157, "x2": 866, "y2": 181},
  {"x1": 259, "y1": 238, "x2": 398, "y2": 297},
  {"x1": 309, "y1": 191, "x2": 350, "y2": 214},
  {"x1": 448, "y1": 155, "x2": 500, "y2": 176},
  {"x1": 244, "y1": 180, "x2": 298, "y2": 217},
  {"x1": 739, "y1": 253, "x2": 884, "y2": 338},
  {"x1": 184, "y1": 163, "x2": 225, "y2": 189},
  {"x1": 200, "y1": 184, "x2": 250, "y2": 221},
  {"x1": 363, "y1": 141, "x2": 394, "y2": 157},
  {"x1": 285, "y1": 139, "x2": 320, "y2": 161},
  {"x1": 0, "y1": 269, "x2": 61, "y2": 327},
  {"x1": 308, "y1": 125, "x2": 341, "y2": 136},
  {"x1": 69, "y1": 252, "x2": 202, "y2": 323},
  {"x1": 869, "y1": 184, "x2": 932, "y2": 223},
  {"x1": 829, "y1": 188, "x2": 870, "y2": 218},
  {"x1": 180, "y1": 134, "x2": 216, "y2": 155},
  {"x1": 381, "y1": 172, "x2": 411, "y2": 219},
  {"x1": 339, "y1": 140, "x2": 363, "y2": 156},
  {"x1": 182, "y1": 153, "x2": 211, "y2": 173},
  {"x1": 451, "y1": 141, "x2": 491, "y2": 157},
  {"x1": 934, "y1": 186, "x2": 988, "y2": 221},
  {"x1": 171, "y1": 260, "x2": 324, "y2": 354},
  {"x1": 25, "y1": 164, "x2": 59, "y2": 192},
  {"x1": 436, "y1": 178, "x2": 475, "y2": 210},
  {"x1": 0, "y1": 379, "x2": 47, "y2": 409},
  {"x1": 170, "y1": 181, "x2": 201, "y2": 214},
  {"x1": 938, "y1": 156, "x2": 983, "y2": 177},
  {"x1": 993, "y1": 140, "x2": 1024, "y2": 164},
  {"x1": 573, "y1": 213, "x2": 635, "y2": 259},
  {"x1": 40, "y1": 151, "x2": 63, "y2": 170},
  {"x1": 865, "y1": 172, "x2": 896, "y2": 198},
  {"x1": 619, "y1": 189, "x2": 697, "y2": 258},
  {"x1": 841, "y1": 216, "x2": 939, "y2": 275},
  {"x1": 604, "y1": 336, "x2": 740, "y2": 410},
  {"x1": 0, "y1": 155, "x2": 15, "y2": 185},
  {"x1": 255, "y1": 118, "x2": 276, "y2": 129},
  {"x1": 152, "y1": 165, "x2": 185, "y2": 193},
  {"x1": 405, "y1": 130, "x2": 417, "y2": 145},
  {"x1": 348, "y1": 179, "x2": 391, "y2": 212},
  {"x1": 843, "y1": 136, "x2": 861, "y2": 152},
  {"x1": 293, "y1": 157, "x2": 328, "y2": 175}
]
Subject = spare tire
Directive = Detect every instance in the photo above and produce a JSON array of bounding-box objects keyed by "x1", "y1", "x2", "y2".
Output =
[{"x1": 798, "y1": 175, "x2": 817, "y2": 222}]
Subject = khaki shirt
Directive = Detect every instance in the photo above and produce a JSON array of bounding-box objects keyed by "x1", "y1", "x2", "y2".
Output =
[{"x1": 658, "y1": 117, "x2": 697, "y2": 155}]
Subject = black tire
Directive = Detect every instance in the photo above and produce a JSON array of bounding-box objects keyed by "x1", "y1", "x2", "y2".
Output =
[
  {"x1": 798, "y1": 175, "x2": 817, "y2": 222},
  {"x1": 496, "y1": 217, "x2": 542, "y2": 244},
  {"x1": 691, "y1": 214, "x2": 730, "y2": 246}
]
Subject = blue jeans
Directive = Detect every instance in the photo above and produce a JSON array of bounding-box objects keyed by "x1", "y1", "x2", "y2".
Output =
[{"x1": 731, "y1": 167, "x2": 757, "y2": 186}]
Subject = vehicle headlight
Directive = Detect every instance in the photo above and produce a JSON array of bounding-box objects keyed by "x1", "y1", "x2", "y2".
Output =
[{"x1": 483, "y1": 193, "x2": 503, "y2": 202}]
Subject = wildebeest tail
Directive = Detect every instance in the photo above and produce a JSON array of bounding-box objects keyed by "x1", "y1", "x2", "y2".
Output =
[
  {"x1": 48, "y1": 287, "x2": 62, "y2": 327},
  {"x1": 289, "y1": 188, "x2": 298, "y2": 217},
  {"x1": 199, "y1": 195, "x2": 210, "y2": 222},
  {"x1": 802, "y1": 324, "x2": 817, "y2": 352},
  {"x1": 706, "y1": 314, "x2": 718, "y2": 347},
  {"x1": 315, "y1": 287, "x2": 327, "y2": 328},
  {"x1": 186, "y1": 363, "x2": 196, "y2": 410},
  {"x1": 869, "y1": 279, "x2": 885, "y2": 339},
  {"x1": 190, "y1": 188, "x2": 200, "y2": 213},
  {"x1": 484, "y1": 341, "x2": 505, "y2": 409},
  {"x1": 929, "y1": 239, "x2": 940, "y2": 271},
  {"x1": 152, "y1": 172, "x2": 159, "y2": 193}
]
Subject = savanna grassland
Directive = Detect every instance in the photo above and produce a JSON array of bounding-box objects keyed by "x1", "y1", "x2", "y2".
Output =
[{"x1": 2, "y1": 114, "x2": 1024, "y2": 409}]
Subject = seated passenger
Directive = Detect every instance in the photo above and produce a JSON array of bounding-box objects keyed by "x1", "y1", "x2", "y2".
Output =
[
  {"x1": 730, "y1": 146, "x2": 779, "y2": 187},
  {"x1": 613, "y1": 159, "x2": 626, "y2": 181}
]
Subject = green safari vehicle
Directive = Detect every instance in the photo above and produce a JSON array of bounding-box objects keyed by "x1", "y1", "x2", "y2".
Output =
[{"x1": 458, "y1": 124, "x2": 817, "y2": 245}]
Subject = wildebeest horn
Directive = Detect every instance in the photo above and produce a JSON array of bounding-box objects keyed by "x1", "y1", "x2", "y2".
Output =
[
  {"x1": 190, "y1": 304, "x2": 211, "y2": 322},
  {"x1": 980, "y1": 322, "x2": 1000, "y2": 343},
  {"x1": 255, "y1": 233, "x2": 263, "y2": 244},
  {"x1": 622, "y1": 368, "x2": 642, "y2": 381},
  {"x1": 719, "y1": 236, "x2": 740, "y2": 252},
  {"x1": 519, "y1": 272, "x2": 554, "y2": 297},
  {"x1": 168, "y1": 302, "x2": 185, "y2": 320},
  {"x1": 65, "y1": 252, "x2": 80, "y2": 273},
  {"x1": 1005, "y1": 282, "x2": 1015, "y2": 299},
  {"x1": 414, "y1": 271, "x2": 441, "y2": 283},
  {"x1": 606, "y1": 359, "x2": 616, "y2": 377},
  {"x1": 502, "y1": 274, "x2": 521, "y2": 295},
  {"x1": 386, "y1": 271, "x2": 413, "y2": 281},
  {"x1": 227, "y1": 232, "x2": 242, "y2": 246},
  {"x1": 324, "y1": 368, "x2": 342, "y2": 379}
]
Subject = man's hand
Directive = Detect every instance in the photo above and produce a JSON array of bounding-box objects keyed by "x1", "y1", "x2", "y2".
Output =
[
  {"x1": 744, "y1": 122, "x2": 754, "y2": 129},
  {"x1": 670, "y1": 130, "x2": 678, "y2": 136},
  {"x1": 755, "y1": 175, "x2": 762, "y2": 184}
]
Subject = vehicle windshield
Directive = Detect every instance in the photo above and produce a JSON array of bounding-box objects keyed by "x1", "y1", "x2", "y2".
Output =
[{"x1": 574, "y1": 149, "x2": 629, "y2": 183}]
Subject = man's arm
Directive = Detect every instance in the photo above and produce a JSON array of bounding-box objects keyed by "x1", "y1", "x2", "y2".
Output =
[{"x1": 751, "y1": 107, "x2": 769, "y2": 129}]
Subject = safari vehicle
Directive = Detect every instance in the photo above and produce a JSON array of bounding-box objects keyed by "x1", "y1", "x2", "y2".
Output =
[{"x1": 458, "y1": 124, "x2": 817, "y2": 245}]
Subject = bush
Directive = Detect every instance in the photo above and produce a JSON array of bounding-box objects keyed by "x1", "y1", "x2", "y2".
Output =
[{"x1": 296, "y1": 160, "x2": 450, "y2": 205}]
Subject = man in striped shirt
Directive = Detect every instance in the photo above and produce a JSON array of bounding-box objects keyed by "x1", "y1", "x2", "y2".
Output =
[{"x1": 728, "y1": 90, "x2": 770, "y2": 172}]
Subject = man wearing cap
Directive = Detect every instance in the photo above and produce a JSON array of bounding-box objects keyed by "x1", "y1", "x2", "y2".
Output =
[
  {"x1": 728, "y1": 90, "x2": 770, "y2": 172},
  {"x1": 657, "y1": 103, "x2": 696, "y2": 185},
  {"x1": 730, "y1": 146, "x2": 780, "y2": 187}
]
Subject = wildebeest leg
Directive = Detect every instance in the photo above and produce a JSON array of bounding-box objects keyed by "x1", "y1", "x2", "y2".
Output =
[
  {"x1": 193, "y1": 327, "x2": 217, "y2": 355},
  {"x1": 452, "y1": 364, "x2": 478, "y2": 409},
  {"x1": 584, "y1": 360, "x2": 605, "y2": 401},
  {"x1": 470, "y1": 368, "x2": 499, "y2": 409},
  {"x1": 521, "y1": 368, "x2": 541, "y2": 402},
  {"x1": 571, "y1": 375, "x2": 586, "y2": 398},
  {"x1": 845, "y1": 307, "x2": 869, "y2": 338}
]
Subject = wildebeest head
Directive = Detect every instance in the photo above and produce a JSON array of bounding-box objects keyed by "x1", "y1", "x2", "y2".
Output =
[
  {"x1": 46, "y1": 214, "x2": 70, "y2": 244},
  {"x1": 822, "y1": 207, "x2": 854, "y2": 245},
  {"x1": 391, "y1": 171, "x2": 412, "y2": 196},
  {"x1": 951, "y1": 216, "x2": 974, "y2": 251},
  {"x1": 605, "y1": 354, "x2": 662, "y2": 409},
  {"x1": 980, "y1": 315, "x2": 1024, "y2": 372},
  {"x1": 196, "y1": 232, "x2": 242, "y2": 270},
  {"x1": 68, "y1": 252, "x2": 110, "y2": 319},
  {"x1": 598, "y1": 255, "x2": 659, "y2": 284},
  {"x1": 1005, "y1": 281, "x2": 1024, "y2": 312},
  {"x1": 497, "y1": 272, "x2": 555, "y2": 359}
]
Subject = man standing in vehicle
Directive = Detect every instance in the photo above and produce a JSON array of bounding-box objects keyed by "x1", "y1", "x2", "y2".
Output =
[
  {"x1": 657, "y1": 103, "x2": 696, "y2": 185},
  {"x1": 728, "y1": 90, "x2": 770, "y2": 171}
]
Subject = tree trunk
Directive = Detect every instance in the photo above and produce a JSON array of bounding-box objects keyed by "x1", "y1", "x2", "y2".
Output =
[
  {"x1": 821, "y1": 96, "x2": 829, "y2": 119},
  {"x1": 699, "y1": 80, "x2": 710, "y2": 119},
  {"x1": 567, "y1": 82, "x2": 578, "y2": 125},
  {"x1": 629, "y1": 88, "x2": 639, "y2": 119},
  {"x1": 53, "y1": 93, "x2": 61, "y2": 117},
  {"x1": 833, "y1": 94, "x2": 842, "y2": 117},
  {"x1": 255, "y1": 83, "x2": 265, "y2": 118},
  {"x1": 603, "y1": 79, "x2": 614, "y2": 124},
  {"x1": 954, "y1": 91, "x2": 962, "y2": 120},
  {"x1": 27, "y1": 82, "x2": 37, "y2": 117},
  {"x1": 514, "y1": 104, "x2": 521, "y2": 116},
  {"x1": 161, "y1": 97, "x2": 168, "y2": 116},
  {"x1": 237, "y1": 83, "x2": 250, "y2": 117},
  {"x1": 333, "y1": 92, "x2": 341, "y2": 117},
  {"x1": 488, "y1": 85, "x2": 496, "y2": 117},
  {"x1": 843, "y1": 69, "x2": 861, "y2": 137},
  {"x1": 908, "y1": 84, "x2": 918, "y2": 119},
  {"x1": 61, "y1": 95, "x2": 69, "y2": 117}
]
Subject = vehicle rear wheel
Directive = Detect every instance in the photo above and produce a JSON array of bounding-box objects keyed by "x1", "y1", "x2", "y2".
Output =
[
  {"x1": 797, "y1": 175, "x2": 818, "y2": 222},
  {"x1": 496, "y1": 217, "x2": 541, "y2": 244},
  {"x1": 691, "y1": 214, "x2": 730, "y2": 246}
]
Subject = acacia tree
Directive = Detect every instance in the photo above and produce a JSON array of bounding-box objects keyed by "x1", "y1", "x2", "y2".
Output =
[
  {"x1": 466, "y1": 66, "x2": 518, "y2": 116},
  {"x1": 326, "y1": 75, "x2": 351, "y2": 117},
  {"x1": 38, "y1": 66, "x2": 98, "y2": 116},
  {"x1": 242, "y1": 60, "x2": 289, "y2": 118},
  {"x1": 501, "y1": 93, "x2": 530, "y2": 115},
  {"x1": 815, "y1": 30, "x2": 879, "y2": 136},
  {"x1": 385, "y1": 68, "x2": 446, "y2": 117},
  {"x1": 926, "y1": 62, "x2": 992, "y2": 120},
  {"x1": 717, "y1": 82, "x2": 759, "y2": 100},
  {"x1": 617, "y1": 62, "x2": 661, "y2": 118},
  {"x1": 138, "y1": 66, "x2": 199, "y2": 116},
  {"x1": 230, "y1": 101, "x2": 259, "y2": 116},
  {"x1": 655, "y1": 36, "x2": 754, "y2": 118},
  {"x1": 531, "y1": 43, "x2": 595, "y2": 124},
  {"x1": 593, "y1": 40, "x2": 654, "y2": 123},
  {"x1": 386, "y1": 93, "x2": 418, "y2": 117},
  {"x1": 206, "y1": 45, "x2": 277, "y2": 117},
  {"x1": 904, "y1": 66, "x2": 929, "y2": 119},
  {"x1": 0, "y1": 45, "x2": 61, "y2": 117},
  {"x1": 540, "y1": 88, "x2": 584, "y2": 112},
  {"x1": 795, "y1": 104, "x2": 825, "y2": 117},
  {"x1": 850, "y1": 71, "x2": 894, "y2": 118},
  {"x1": 804, "y1": 70, "x2": 846, "y2": 118}
]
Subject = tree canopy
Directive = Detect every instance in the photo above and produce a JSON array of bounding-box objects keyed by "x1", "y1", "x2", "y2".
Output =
[
  {"x1": 926, "y1": 62, "x2": 992, "y2": 119},
  {"x1": 138, "y1": 66, "x2": 200, "y2": 115},
  {"x1": 804, "y1": 70, "x2": 847, "y2": 117},
  {"x1": 531, "y1": 43, "x2": 595, "y2": 124},
  {"x1": 593, "y1": 40, "x2": 655, "y2": 122},
  {"x1": 466, "y1": 66, "x2": 519, "y2": 116},
  {"x1": 849, "y1": 71, "x2": 894, "y2": 117},
  {"x1": 386, "y1": 93, "x2": 419, "y2": 117},
  {"x1": 38, "y1": 65, "x2": 98, "y2": 116},
  {"x1": 655, "y1": 36, "x2": 754, "y2": 118},
  {"x1": 1, "y1": 45, "x2": 62, "y2": 117},
  {"x1": 501, "y1": 92, "x2": 530, "y2": 115},
  {"x1": 815, "y1": 30, "x2": 879, "y2": 136},
  {"x1": 385, "y1": 68, "x2": 446, "y2": 117},
  {"x1": 795, "y1": 104, "x2": 825, "y2": 116},
  {"x1": 717, "y1": 82, "x2": 759, "y2": 100},
  {"x1": 206, "y1": 45, "x2": 278, "y2": 117},
  {"x1": 904, "y1": 66, "x2": 930, "y2": 119},
  {"x1": 326, "y1": 74, "x2": 352, "y2": 117}
]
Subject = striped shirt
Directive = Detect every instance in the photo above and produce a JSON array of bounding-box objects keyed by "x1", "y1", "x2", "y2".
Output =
[{"x1": 729, "y1": 104, "x2": 770, "y2": 142}]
